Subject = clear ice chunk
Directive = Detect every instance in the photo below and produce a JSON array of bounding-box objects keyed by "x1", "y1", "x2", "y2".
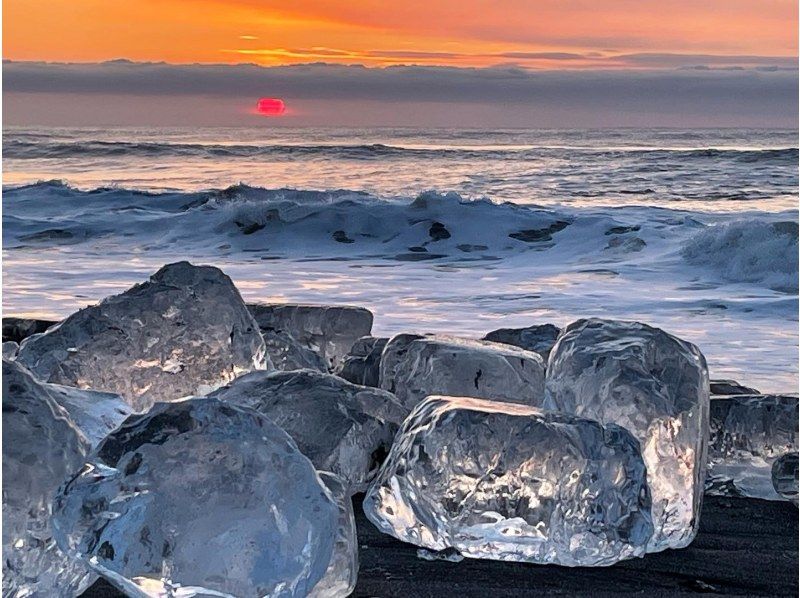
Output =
[
  {"x1": 3, "y1": 359, "x2": 96, "y2": 597},
  {"x1": 51, "y1": 398, "x2": 338, "y2": 598},
  {"x1": 248, "y1": 303, "x2": 373, "y2": 370},
  {"x1": 364, "y1": 396, "x2": 653, "y2": 567},
  {"x1": 545, "y1": 318, "x2": 709, "y2": 552},
  {"x1": 378, "y1": 333, "x2": 426, "y2": 394},
  {"x1": 44, "y1": 382, "x2": 133, "y2": 448},
  {"x1": 6, "y1": 358, "x2": 132, "y2": 449},
  {"x1": 210, "y1": 369, "x2": 408, "y2": 490},
  {"x1": 336, "y1": 336, "x2": 388, "y2": 388},
  {"x1": 709, "y1": 379, "x2": 760, "y2": 396},
  {"x1": 309, "y1": 472, "x2": 359, "y2": 598},
  {"x1": 482, "y1": 323, "x2": 562, "y2": 361},
  {"x1": 2, "y1": 317, "x2": 57, "y2": 343},
  {"x1": 17, "y1": 262, "x2": 268, "y2": 412},
  {"x1": 379, "y1": 335, "x2": 546, "y2": 410},
  {"x1": 707, "y1": 394, "x2": 798, "y2": 500},
  {"x1": 416, "y1": 548, "x2": 465, "y2": 563},
  {"x1": 3, "y1": 340, "x2": 19, "y2": 359},
  {"x1": 262, "y1": 328, "x2": 327, "y2": 372},
  {"x1": 772, "y1": 453, "x2": 799, "y2": 504}
]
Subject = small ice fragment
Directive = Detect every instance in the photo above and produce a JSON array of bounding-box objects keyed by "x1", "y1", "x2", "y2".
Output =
[
  {"x1": 707, "y1": 394, "x2": 798, "y2": 500},
  {"x1": 772, "y1": 453, "x2": 799, "y2": 504},
  {"x1": 416, "y1": 548, "x2": 464, "y2": 563}
]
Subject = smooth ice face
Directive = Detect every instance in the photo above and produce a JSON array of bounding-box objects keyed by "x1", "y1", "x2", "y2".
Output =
[
  {"x1": 378, "y1": 333, "x2": 427, "y2": 394},
  {"x1": 546, "y1": 318, "x2": 709, "y2": 552},
  {"x1": 707, "y1": 395, "x2": 798, "y2": 500},
  {"x1": 364, "y1": 396, "x2": 653, "y2": 567},
  {"x1": 52, "y1": 398, "x2": 338, "y2": 598},
  {"x1": 772, "y1": 453, "x2": 799, "y2": 504},
  {"x1": 248, "y1": 303, "x2": 373, "y2": 370},
  {"x1": 5, "y1": 359, "x2": 132, "y2": 449},
  {"x1": 45, "y1": 384, "x2": 133, "y2": 449},
  {"x1": 379, "y1": 335, "x2": 546, "y2": 410},
  {"x1": 210, "y1": 369, "x2": 408, "y2": 490},
  {"x1": 2, "y1": 359, "x2": 96, "y2": 598},
  {"x1": 482, "y1": 323, "x2": 562, "y2": 361},
  {"x1": 310, "y1": 472, "x2": 359, "y2": 598},
  {"x1": 336, "y1": 336, "x2": 388, "y2": 388},
  {"x1": 17, "y1": 262, "x2": 268, "y2": 412}
]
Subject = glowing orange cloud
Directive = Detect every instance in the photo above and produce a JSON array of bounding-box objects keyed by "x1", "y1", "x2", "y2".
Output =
[{"x1": 3, "y1": 0, "x2": 797, "y2": 67}]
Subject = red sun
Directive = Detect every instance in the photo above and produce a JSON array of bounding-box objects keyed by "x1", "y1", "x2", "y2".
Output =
[{"x1": 256, "y1": 98, "x2": 286, "y2": 116}]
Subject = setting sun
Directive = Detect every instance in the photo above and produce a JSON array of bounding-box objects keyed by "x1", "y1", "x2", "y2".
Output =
[{"x1": 256, "y1": 97, "x2": 286, "y2": 116}]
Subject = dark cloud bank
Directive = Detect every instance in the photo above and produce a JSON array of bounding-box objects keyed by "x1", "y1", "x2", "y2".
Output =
[{"x1": 4, "y1": 60, "x2": 797, "y2": 127}]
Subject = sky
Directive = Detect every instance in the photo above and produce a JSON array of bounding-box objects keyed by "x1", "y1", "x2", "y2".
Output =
[{"x1": 3, "y1": 0, "x2": 798, "y2": 127}]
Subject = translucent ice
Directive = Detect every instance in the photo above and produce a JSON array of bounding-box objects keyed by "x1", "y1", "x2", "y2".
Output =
[
  {"x1": 416, "y1": 548, "x2": 465, "y2": 563},
  {"x1": 17, "y1": 262, "x2": 268, "y2": 412},
  {"x1": 5, "y1": 358, "x2": 132, "y2": 449},
  {"x1": 2, "y1": 317, "x2": 57, "y2": 343},
  {"x1": 44, "y1": 383, "x2": 133, "y2": 448},
  {"x1": 3, "y1": 340, "x2": 19, "y2": 359},
  {"x1": 248, "y1": 303, "x2": 373, "y2": 370},
  {"x1": 378, "y1": 333, "x2": 426, "y2": 394},
  {"x1": 336, "y1": 336, "x2": 388, "y2": 388},
  {"x1": 546, "y1": 318, "x2": 709, "y2": 552},
  {"x1": 3, "y1": 359, "x2": 96, "y2": 597},
  {"x1": 771, "y1": 453, "x2": 799, "y2": 504},
  {"x1": 379, "y1": 335, "x2": 546, "y2": 410},
  {"x1": 709, "y1": 379, "x2": 760, "y2": 396},
  {"x1": 310, "y1": 472, "x2": 359, "y2": 598},
  {"x1": 52, "y1": 398, "x2": 338, "y2": 598},
  {"x1": 482, "y1": 323, "x2": 562, "y2": 361},
  {"x1": 211, "y1": 369, "x2": 408, "y2": 489},
  {"x1": 707, "y1": 394, "x2": 798, "y2": 500},
  {"x1": 364, "y1": 396, "x2": 653, "y2": 567},
  {"x1": 262, "y1": 328, "x2": 327, "y2": 372}
]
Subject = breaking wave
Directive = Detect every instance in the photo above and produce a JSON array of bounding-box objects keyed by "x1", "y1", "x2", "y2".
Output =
[
  {"x1": 682, "y1": 220, "x2": 799, "y2": 292},
  {"x1": 4, "y1": 181, "x2": 798, "y2": 294}
]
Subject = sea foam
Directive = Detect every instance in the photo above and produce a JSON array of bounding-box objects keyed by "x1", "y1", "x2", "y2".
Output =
[{"x1": 682, "y1": 220, "x2": 799, "y2": 292}]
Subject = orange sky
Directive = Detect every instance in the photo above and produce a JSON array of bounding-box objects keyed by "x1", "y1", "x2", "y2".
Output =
[{"x1": 4, "y1": 0, "x2": 797, "y2": 68}]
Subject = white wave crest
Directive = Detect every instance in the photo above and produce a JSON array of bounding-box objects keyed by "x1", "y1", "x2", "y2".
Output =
[{"x1": 681, "y1": 220, "x2": 798, "y2": 292}]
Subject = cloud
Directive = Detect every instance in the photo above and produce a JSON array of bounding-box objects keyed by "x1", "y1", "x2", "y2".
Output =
[
  {"x1": 613, "y1": 53, "x2": 797, "y2": 68},
  {"x1": 3, "y1": 59, "x2": 797, "y2": 127},
  {"x1": 218, "y1": 46, "x2": 797, "y2": 69}
]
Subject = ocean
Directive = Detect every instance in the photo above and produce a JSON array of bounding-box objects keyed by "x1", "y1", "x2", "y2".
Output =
[{"x1": 2, "y1": 126, "x2": 798, "y2": 391}]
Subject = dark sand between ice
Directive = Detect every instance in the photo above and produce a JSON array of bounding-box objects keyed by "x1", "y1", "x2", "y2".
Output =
[{"x1": 82, "y1": 495, "x2": 798, "y2": 597}]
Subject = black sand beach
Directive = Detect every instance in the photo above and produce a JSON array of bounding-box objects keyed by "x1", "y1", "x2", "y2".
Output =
[{"x1": 82, "y1": 495, "x2": 798, "y2": 597}]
